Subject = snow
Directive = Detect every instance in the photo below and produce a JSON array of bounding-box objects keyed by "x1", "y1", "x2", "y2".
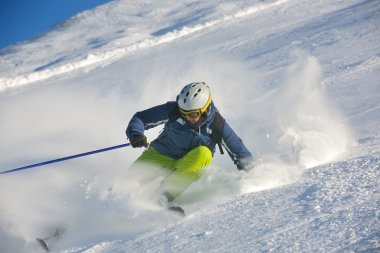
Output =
[{"x1": 0, "y1": 0, "x2": 379, "y2": 252}]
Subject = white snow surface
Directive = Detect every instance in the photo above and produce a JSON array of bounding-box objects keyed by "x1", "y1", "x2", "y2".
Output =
[{"x1": 0, "y1": 0, "x2": 379, "y2": 252}]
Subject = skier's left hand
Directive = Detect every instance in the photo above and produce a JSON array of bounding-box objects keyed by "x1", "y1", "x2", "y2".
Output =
[{"x1": 238, "y1": 156, "x2": 255, "y2": 172}]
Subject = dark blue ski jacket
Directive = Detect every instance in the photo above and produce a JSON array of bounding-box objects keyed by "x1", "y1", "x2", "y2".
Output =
[{"x1": 126, "y1": 101, "x2": 253, "y2": 170}]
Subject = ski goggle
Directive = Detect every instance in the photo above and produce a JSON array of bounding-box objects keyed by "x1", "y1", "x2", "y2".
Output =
[
  {"x1": 179, "y1": 109, "x2": 202, "y2": 119},
  {"x1": 178, "y1": 95, "x2": 212, "y2": 119}
]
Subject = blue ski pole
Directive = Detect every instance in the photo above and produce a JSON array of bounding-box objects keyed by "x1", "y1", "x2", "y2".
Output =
[{"x1": 0, "y1": 143, "x2": 130, "y2": 175}]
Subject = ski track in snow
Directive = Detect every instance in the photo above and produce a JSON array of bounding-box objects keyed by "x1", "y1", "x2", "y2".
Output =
[{"x1": 0, "y1": 0, "x2": 289, "y2": 91}]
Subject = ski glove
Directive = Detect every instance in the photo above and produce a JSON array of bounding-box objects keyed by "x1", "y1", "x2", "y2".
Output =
[
  {"x1": 130, "y1": 133, "x2": 149, "y2": 148},
  {"x1": 238, "y1": 156, "x2": 255, "y2": 172}
]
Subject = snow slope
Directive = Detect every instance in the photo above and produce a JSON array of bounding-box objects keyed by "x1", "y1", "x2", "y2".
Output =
[{"x1": 0, "y1": 0, "x2": 379, "y2": 252}]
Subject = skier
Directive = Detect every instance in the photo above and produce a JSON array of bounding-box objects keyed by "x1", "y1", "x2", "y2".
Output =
[{"x1": 126, "y1": 82, "x2": 253, "y2": 211}]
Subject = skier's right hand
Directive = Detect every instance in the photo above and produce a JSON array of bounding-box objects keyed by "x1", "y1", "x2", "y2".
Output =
[{"x1": 130, "y1": 133, "x2": 149, "y2": 148}]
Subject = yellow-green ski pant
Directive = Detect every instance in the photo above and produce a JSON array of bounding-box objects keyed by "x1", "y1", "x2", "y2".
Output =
[{"x1": 130, "y1": 146, "x2": 212, "y2": 199}]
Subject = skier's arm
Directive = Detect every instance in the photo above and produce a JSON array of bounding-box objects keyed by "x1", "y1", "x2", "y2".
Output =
[
  {"x1": 126, "y1": 101, "x2": 176, "y2": 139},
  {"x1": 221, "y1": 121, "x2": 254, "y2": 171}
]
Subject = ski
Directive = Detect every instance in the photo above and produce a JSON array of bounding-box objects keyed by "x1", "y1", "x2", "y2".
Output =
[
  {"x1": 36, "y1": 226, "x2": 66, "y2": 252},
  {"x1": 36, "y1": 238, "x2": 49, "y2": 252},
  {"x1": 168, "y1": 206, "x2": 186, "y2": 217}
]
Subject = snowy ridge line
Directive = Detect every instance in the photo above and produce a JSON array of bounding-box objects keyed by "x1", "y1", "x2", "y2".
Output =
[{"x1": 0, "y1": 0, "x2": 289, "y2": 92}]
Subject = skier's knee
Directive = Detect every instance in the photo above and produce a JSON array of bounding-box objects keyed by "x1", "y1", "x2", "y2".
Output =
[{"x1": 189, "y1": 146, "x2": 212, "y2": 166}]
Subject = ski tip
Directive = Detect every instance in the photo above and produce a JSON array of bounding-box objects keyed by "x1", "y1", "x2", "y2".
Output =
[
  {"x1": 36, "y1": 238, "x2": 49, "y2": 252},
  {"x1": 168, "y1": 206, "x2": 186, "y2": 217}
]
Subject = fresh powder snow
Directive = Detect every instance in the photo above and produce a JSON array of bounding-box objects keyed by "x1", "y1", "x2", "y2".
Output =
[{"x1": 0, "y1": 0, "x2": 379, "y2": 252}]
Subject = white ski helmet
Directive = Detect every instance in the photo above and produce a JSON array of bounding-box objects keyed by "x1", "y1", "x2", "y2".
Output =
[{"x1": 177, "y1": 82, "x2": 212, "y2": 113}]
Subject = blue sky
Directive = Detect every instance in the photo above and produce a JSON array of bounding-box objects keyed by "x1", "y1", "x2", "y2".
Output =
[{"x1": 0, "y1": 0, "x2": 113, "y2": 49}]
